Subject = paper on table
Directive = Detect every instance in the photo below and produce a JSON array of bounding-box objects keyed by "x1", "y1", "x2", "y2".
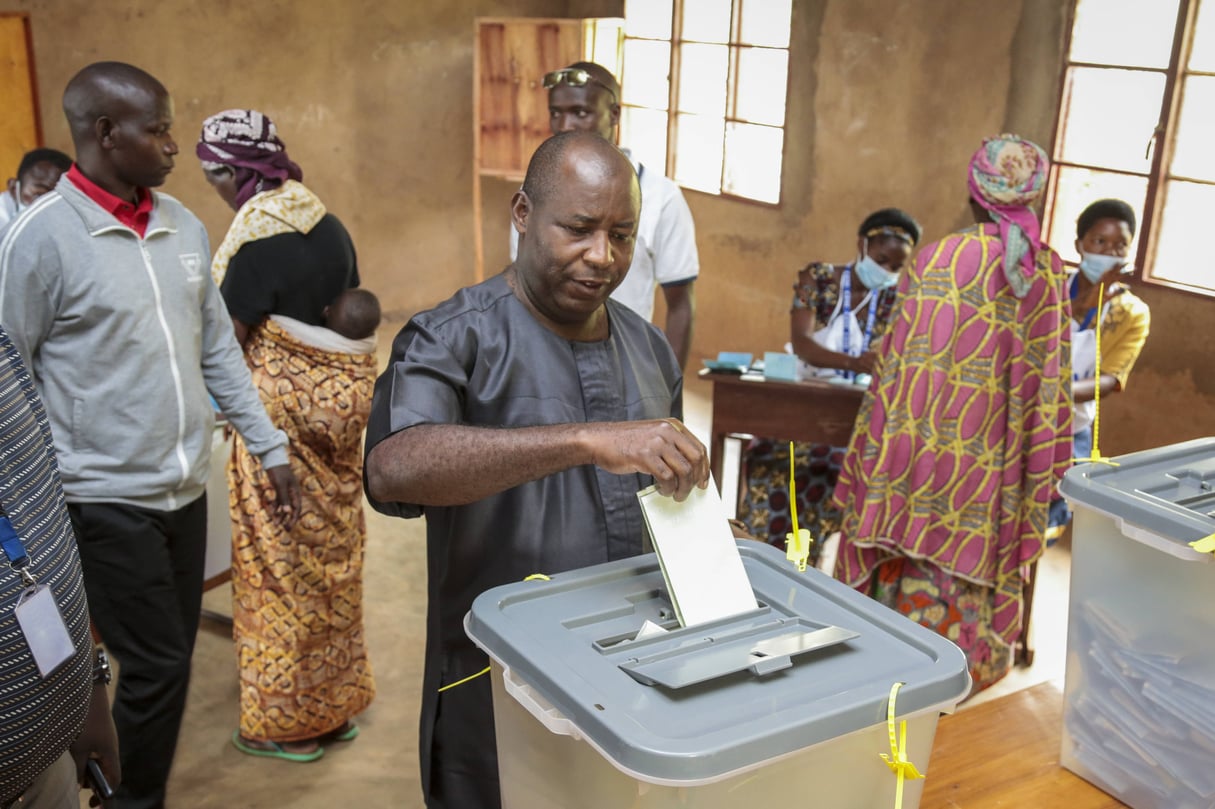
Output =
[{"x1": 637, "y1": 480, "x2": 757, "y2": 627}]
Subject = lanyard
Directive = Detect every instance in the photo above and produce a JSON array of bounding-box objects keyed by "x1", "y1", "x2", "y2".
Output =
[
  {"x1": 1071, "y1": 274, "x2": 1101, "y2": 331},
  {"x1": 0, "y1": 515, "x2": 27, "y2": 567},
  {"x1": 839, "y1": 265, "x2": 879, "y2": 378},
  {"x1": 0, "y1": 513, "x2": 35, "y2": 588}
]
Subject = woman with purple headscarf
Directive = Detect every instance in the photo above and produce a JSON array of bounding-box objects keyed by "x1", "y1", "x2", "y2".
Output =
[
  {"x1": 198, "y1": 109, "x2": 377, "y2": 761},
  {"x1": 830, "y1": 134, "x2": 1072, "y2": 694}
]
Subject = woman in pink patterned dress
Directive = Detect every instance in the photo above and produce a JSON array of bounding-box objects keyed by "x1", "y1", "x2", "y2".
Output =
[{"x1": 831, "y1": 134, "x2": 1072, "y2": 693}]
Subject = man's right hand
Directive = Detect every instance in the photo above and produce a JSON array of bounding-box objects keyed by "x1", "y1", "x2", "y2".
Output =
[{"x1": 584, "y1": 418, "x2": 709, "y2": 501}]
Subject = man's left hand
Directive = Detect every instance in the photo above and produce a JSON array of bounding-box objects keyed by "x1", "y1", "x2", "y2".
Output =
[{"x1": 266, "y1": 464, "x2": 302, "y2": 530}]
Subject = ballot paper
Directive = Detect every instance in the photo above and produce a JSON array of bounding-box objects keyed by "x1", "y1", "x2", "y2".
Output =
[
  {"x1": 637, "y1": 481, "x2": 757, "y2": 627},
  {"x1": 1065, "y1": 600, "x2": 1215, "y2": 804}
]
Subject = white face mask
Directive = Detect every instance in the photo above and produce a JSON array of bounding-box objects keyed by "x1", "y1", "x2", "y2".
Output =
[
  {"x1": 855, "y1": 254, "x2": 898, "y2": 290},
  {"x1": 1078, "y1": 252, "x2": 1124, "y2": 283}
]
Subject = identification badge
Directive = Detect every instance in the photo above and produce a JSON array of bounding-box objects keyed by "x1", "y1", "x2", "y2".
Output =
[{"x1": 14, "y1": 584, "x2": 75, "y2": 678}]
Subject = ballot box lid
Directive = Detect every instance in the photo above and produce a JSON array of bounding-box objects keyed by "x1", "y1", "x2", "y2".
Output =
[
  {"x1": 465, "y1": 540, "x2": 970, "y2": 784},
  {"x1": 1060, "y1": 437, "x2": 1215, "y2": 557}
]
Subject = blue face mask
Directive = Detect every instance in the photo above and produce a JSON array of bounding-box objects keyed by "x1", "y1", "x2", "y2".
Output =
[
  {"x1": 855, "y1": 254, "x2": 898, "y2": 290},
  {"x1": 1078, "y1": 252, "x2": 1124, "y2": 283}
]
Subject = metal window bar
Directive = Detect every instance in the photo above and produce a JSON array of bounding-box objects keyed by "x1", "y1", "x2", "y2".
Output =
[
  {"x1": 1047, "y1": 0, "x2": 1213, "y2": 297},
  {"x1": 622, "y1": 0, "x2": 790, "y2": 205}
]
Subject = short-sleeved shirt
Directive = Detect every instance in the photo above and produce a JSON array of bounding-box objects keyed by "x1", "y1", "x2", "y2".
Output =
[
  {"x1": 1089, "y1": 283, "x2": 1150, "y2": 390},
  {"x1": 220, "y1": 213, "x2": 358, "y2": 327},
  {"x1": 791, "y1": 262, "x2": 900, "y2": 348},
  {"x1": 365, "y1": 272, "x2": 683, "y2": 803},
  {"x1": 1069, "y1": 281, "x2": 1150, "y2": 437},
  {"x1": 608, "y1": 157, "x2": 699, "y2": 321},
  {"x1": 365, "y1": 273, "x2": 683, "y2": 637}
]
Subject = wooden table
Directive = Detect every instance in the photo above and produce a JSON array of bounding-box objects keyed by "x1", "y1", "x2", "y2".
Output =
[
  {"x1": 699, "y1": 369, "x2": 864, "y2": 496},
  {"x1": 924, "y1": 682, "x2": 1127, "y2": 807}
]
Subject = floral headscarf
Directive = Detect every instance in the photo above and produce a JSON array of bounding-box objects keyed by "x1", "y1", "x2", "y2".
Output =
[{"x1": 967, "y1": 134, "x2": 1049, "y2": 298}]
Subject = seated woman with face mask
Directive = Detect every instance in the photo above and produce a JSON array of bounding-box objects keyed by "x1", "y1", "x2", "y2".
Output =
[
  {"x1": 1047, "y1": 198, "x2": 1150, "y2": 538},
  {"x1": 787, "y1": 209, "x2": 921, "y2": 383},
  {"x1": 736, "y1": 208, "x2": 922, "y2": 560}
]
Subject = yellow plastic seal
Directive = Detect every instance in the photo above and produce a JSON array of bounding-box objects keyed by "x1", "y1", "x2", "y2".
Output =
[
  {"x1": 784, "y1": 441, "x2": 812, "y2": 571},
  {"x1": 880, "y1": 681, "x2": 924, "y2": 809},
  {"x1": 1189, "y1": 534, "x2": 1215, "y2": 555},
  {"x1": 1080, "y1": 283, "x2": 1119, "y2": 468}
]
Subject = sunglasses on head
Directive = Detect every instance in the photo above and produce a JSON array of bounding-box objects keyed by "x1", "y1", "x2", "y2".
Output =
[{"x1": 542, "y1": 68, "x2": 618, "y2": 103}]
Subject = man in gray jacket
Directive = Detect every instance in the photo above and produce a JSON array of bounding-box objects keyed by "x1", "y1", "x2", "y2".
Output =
[{"x1": 0, "y1": 62, "x2": 300, "y2": 809}]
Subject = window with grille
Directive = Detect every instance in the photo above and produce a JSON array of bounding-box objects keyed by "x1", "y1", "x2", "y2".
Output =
[
  {"x1": 619, "y1": 0, "x2": 793, "y2": 205},
  {"x1": 1047, "y1": 0, "x2": 1215, "y2": 295}
]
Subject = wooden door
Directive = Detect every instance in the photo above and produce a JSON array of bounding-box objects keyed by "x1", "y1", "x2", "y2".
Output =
[{"x1": 0, "y1": 14, "x2": 42, "y2": 181}]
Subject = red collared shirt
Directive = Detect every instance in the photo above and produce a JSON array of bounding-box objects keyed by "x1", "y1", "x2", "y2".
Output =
[{"x1": 66, "y1": 165, "x2": 154, "y2": 238}]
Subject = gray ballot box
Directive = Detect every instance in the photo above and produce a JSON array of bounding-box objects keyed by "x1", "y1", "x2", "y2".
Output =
[
  {"x1": 465, "y1": 540, "x2": 970, "y2": 808},
  {"x1": 1058, "y1": 438, "x2": 1215, "y2": 809}
]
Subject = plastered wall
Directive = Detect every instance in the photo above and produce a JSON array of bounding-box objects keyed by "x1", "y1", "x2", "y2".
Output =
[
  {"x1": 4, "y1": 0, "x2": 1211, "y2": 452},
  {"x1": 1100, "y1": 288, "x2": 1215, "y2": 456}
]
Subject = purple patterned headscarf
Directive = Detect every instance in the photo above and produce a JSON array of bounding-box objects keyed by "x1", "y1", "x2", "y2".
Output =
[
  {"x1": 967, "y1": 134, "x2": 1049, "y2": 298},
  {"x1": 196, "y1": 109, "x2": 303, "y2": 209}
]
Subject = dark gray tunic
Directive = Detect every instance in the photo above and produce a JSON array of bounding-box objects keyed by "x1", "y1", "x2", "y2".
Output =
[{"x1": 365, "y1": 273, "x2": 682, "y2": 808}]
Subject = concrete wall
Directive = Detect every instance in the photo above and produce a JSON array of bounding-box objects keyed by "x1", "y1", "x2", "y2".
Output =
[{"x1": 5, "y1": 0, "x2": 1211, "y2": 451}]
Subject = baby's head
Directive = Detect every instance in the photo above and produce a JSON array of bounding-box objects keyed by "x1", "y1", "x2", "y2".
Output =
[{"x1": 324, "y1": 288, "x2": 381, "y2": 341}]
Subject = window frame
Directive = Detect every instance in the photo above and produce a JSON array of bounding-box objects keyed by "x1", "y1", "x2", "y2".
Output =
[
  {"x1": 1045, "y1": 0, "x2": 1215, "y2": 298},
  {"x1": 620, "y1": 0, "x2": 793, "y2": 207}
]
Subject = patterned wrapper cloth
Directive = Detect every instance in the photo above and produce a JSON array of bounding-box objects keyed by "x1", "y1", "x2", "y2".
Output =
[{"x1": 229, "y1": 319, "x2": 378, "y2": 743}]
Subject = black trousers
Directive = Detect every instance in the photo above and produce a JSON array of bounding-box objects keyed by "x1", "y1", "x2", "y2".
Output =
[
  {"x1": 425, "y1": 646, "x2": 502, "y2": 809},
  {"x1": 68, "y1": 496, "x2": 206, "y2": 809}
]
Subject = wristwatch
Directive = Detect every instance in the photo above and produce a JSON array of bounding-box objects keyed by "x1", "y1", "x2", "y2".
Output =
[{"x1": 92, "y1": 647, "x2": 111, "y2": 686}]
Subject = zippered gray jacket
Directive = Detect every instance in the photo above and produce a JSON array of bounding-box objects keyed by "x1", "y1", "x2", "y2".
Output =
[{"x1": 0, "y1": 177, "x2": 288, "y2": 511}]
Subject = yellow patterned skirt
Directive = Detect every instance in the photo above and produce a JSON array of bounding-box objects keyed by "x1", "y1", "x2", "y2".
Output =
[{"x1": 228, "y1": 320, "x2": 377, "y2": 742}]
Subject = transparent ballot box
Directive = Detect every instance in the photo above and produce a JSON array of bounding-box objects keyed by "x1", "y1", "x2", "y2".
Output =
[{"x1": 1059, "y1": 438, "x2": 1215, "y2": 809}]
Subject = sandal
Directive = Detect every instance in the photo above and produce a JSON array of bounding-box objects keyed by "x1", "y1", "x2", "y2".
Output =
[
  {"x1": 231, "y1": 731, "x2": 324, "y2": 763},
  {"x1": 323, "y1": 722, "x2": 360, "y2": 743}
]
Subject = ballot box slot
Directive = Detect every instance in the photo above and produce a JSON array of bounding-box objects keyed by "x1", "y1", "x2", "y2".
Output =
[
  {"x1": 559, "y1": 589, "x2": 674, "y2": 638},
  {"x1": 592, "y1": 603, "x2": 775, "y2": 653},
  {"x1": 1136, "y1": 479, "x2": 1215, "y2": 518},
  {"x1": 594, "y1": 618, "x2": 682, "y2": 649},
  {"x1": 611, "y1": 614, "x2": 859, "y2": 690},
  {"x1": 1120, "y1": 460, "x2": 1215, "y2": 518}
]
